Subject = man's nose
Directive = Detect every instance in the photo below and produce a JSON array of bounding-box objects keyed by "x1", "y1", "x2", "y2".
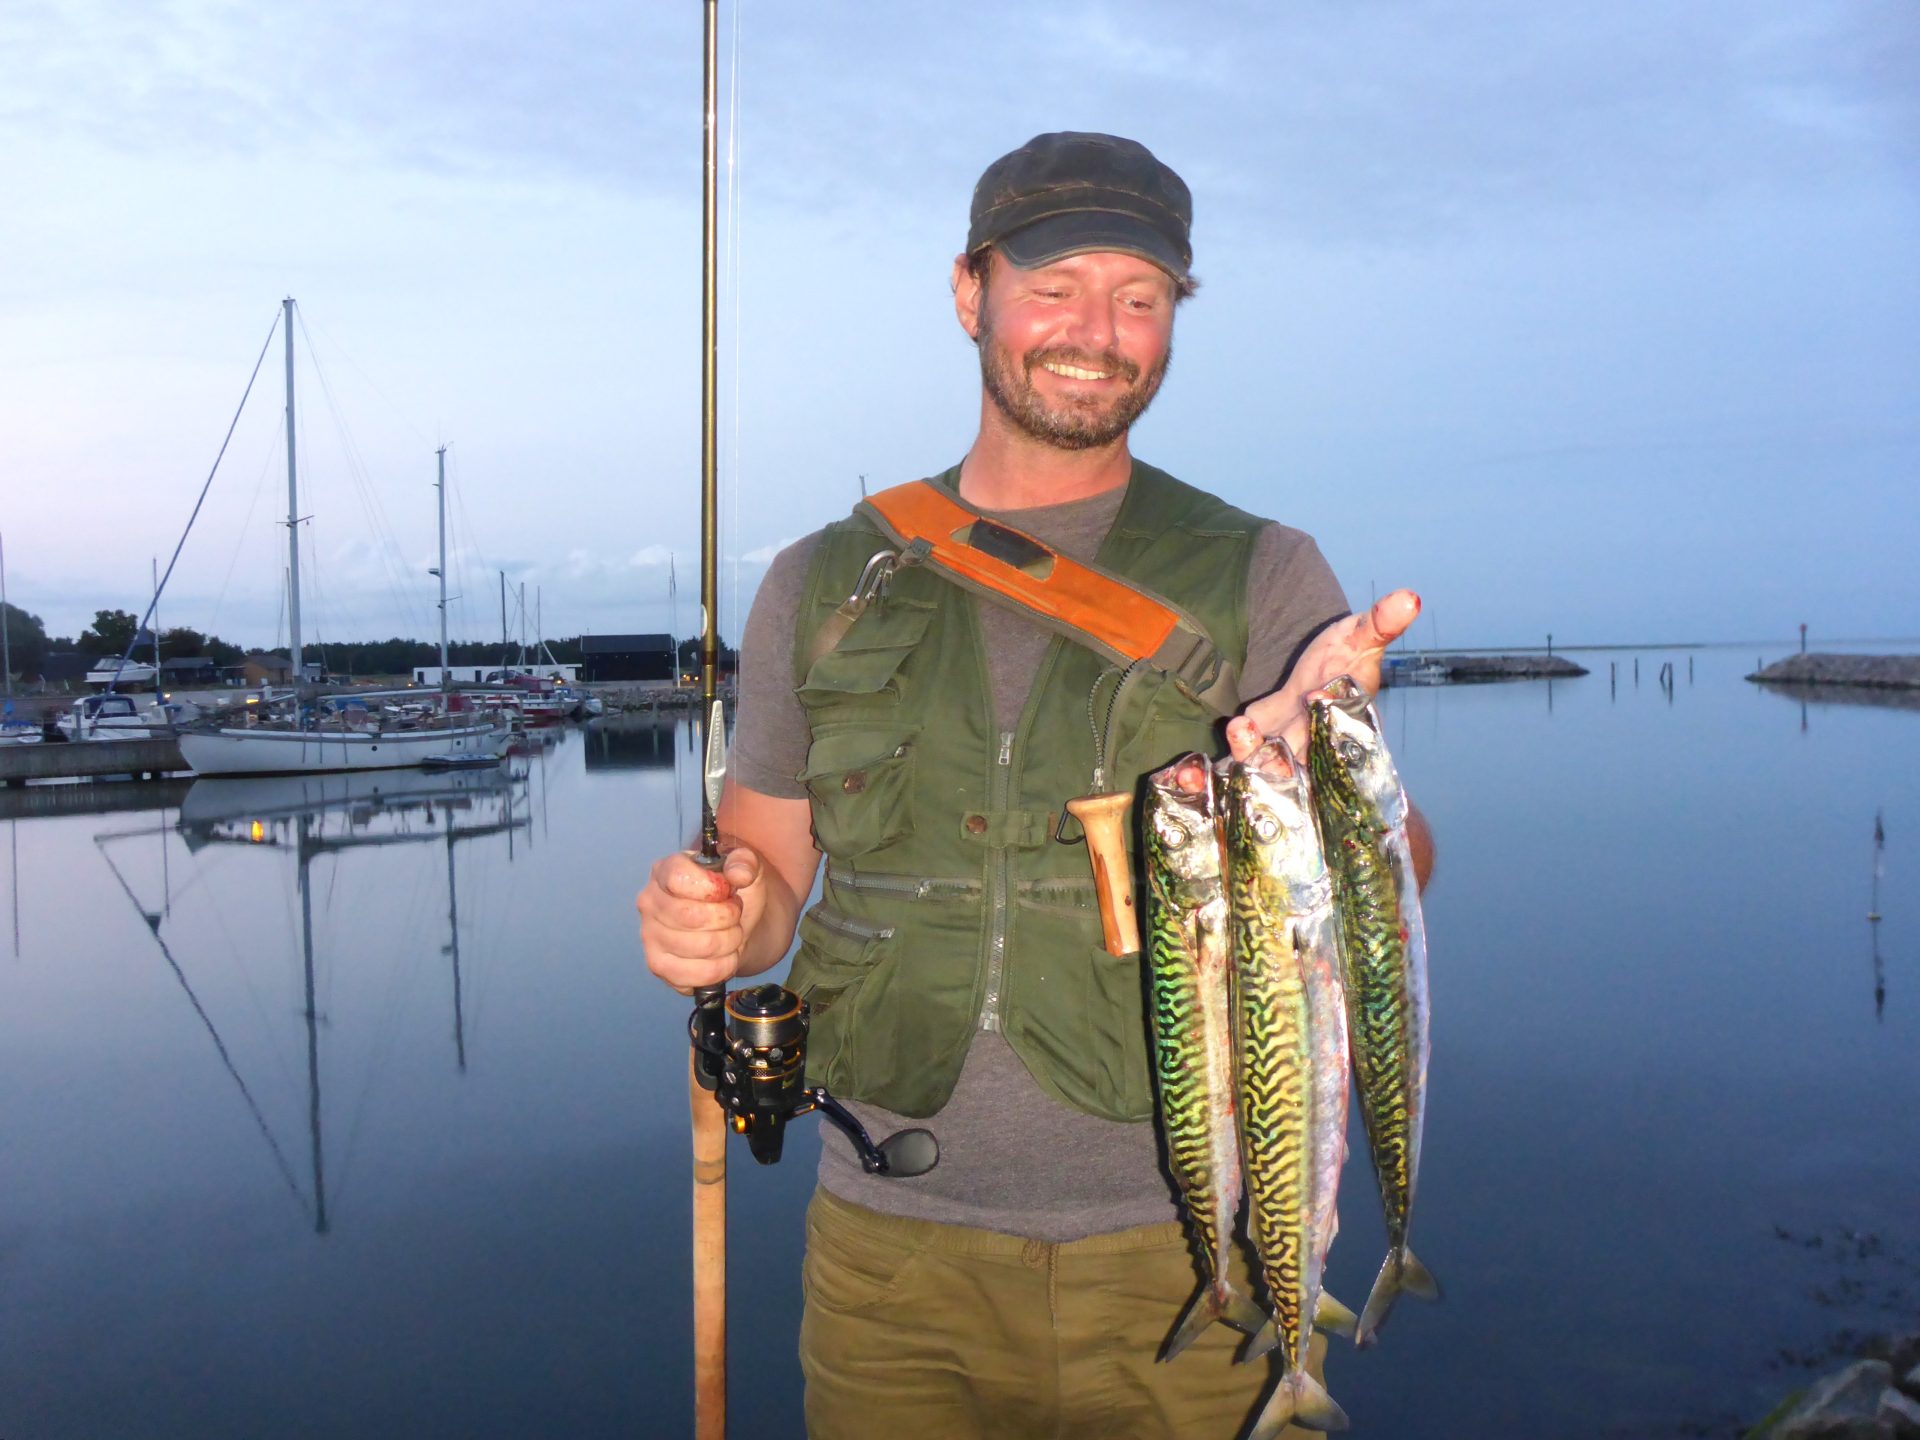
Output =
[{"x1": 1059, "y1": 293, "x2": 1116, "y2": 352}]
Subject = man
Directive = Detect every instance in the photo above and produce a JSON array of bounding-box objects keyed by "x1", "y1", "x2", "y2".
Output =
[{"x1": 639, "y1": 132, "x2": 1431, "y2": 1439}]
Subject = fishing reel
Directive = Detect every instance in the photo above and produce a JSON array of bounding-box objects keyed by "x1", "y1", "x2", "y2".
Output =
[{"x1": 690, "y1": 984, "x2": 939, "y2": 1177}]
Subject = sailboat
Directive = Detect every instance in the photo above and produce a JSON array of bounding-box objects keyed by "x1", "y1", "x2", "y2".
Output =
[{"x1": 177, "y1": 300, "x2": 509, "y2": 776}]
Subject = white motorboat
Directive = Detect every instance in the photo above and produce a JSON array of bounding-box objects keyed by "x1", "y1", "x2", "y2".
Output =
[
  {"x1": 55, "y1": 691, "x2": 191, "y2": 741},
  {"x1": 84, "y1": 658, "x2": 158, "y2": 689}
]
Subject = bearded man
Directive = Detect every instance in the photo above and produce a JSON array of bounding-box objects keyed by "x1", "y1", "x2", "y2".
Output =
[{"x1": 639, "y1": 131, "x2": 1431, "y2": 1439}]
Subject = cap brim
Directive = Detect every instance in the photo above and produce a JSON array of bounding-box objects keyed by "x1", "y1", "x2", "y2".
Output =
[{"x1": 996, "y1": 212, "x2": 1189, "y2": 281}]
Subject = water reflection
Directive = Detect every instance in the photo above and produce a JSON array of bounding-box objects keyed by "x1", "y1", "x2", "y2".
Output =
[
  {"x1": 96, "y1": 768, "x2": 529, "y2": 1235},
  {"x1": 1754, "y1": 681, "x2": 1920, "y2": 716},
  {"x1": 1871, "y1": 810, "x2": 1887, "y2": 1021},
  {"x1": 582, "y1": 712, "x2": 681, "y2": 770}
]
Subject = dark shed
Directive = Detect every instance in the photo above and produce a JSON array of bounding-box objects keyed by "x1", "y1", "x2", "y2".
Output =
[{"x1": 580, "y1": 633, "x2": 675, "y2": 683}]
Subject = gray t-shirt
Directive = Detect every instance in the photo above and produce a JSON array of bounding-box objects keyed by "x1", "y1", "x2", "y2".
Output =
[{"x1": 733, "y1": 472, "x2": 1347, "y2": 1241}]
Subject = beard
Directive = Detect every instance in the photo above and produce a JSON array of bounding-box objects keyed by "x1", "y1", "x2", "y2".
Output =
[{"x1": 977, "y1": 311, "x2": 1171, "y2": 451}]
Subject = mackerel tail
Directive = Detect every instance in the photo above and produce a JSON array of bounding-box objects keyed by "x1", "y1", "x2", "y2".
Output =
[
  {"x1": 1162, "y1": 1276, "x2": 1269, "y2": 1362},
  {"x1": 1244, "y1": 1369, "x2": 1350, "y2": 1437},
  {"x1": 1358, "y1": 1243, "x2": 1441, "y2": 1346}
]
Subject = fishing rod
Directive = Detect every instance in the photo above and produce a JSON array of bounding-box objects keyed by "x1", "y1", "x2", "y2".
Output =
[{"x1": 682, "y1": 4, "x2": 935, "y2": 1434}]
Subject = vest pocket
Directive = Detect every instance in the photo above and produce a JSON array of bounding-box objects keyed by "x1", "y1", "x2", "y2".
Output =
[
  {"x1": 797, "y1": 598, "x2": 934, "y2": 699},
  {"x1": 1103, "y1": 665, "x2": 1223, "y2": 792},
  {"x1": 790, "y1": 903, "x2": 893, "y2": 1092},
  {"x1": 798, "y1": 725, "x2": 918, "y2": 858},
  {"x1": 1080, "y1": 944, "x2": 1156, "y2": 1122}
]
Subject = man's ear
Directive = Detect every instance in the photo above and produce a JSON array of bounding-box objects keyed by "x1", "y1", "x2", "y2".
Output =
[{"x1": 952, "y1": 253, "x2": 983, "y2": 341}]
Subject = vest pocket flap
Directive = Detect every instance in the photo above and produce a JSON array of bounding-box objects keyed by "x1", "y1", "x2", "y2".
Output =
[
  {"x1": 798, "y1": 726, "x2": 918, "y2": 858},
  {"x1": 791, "y1": 906, "x2": 891, "y2": 1023},
  {"x1": 798, "y1": 602, "x2": 934, "y2": 697}
]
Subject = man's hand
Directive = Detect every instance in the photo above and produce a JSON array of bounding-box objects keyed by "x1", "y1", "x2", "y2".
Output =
[
  {"x1": 1226, "y1": 589, "x2": 1421, "y2": 761},
  {"x1": 637, "y1": 846, "x2": 765, "y2": 995}
]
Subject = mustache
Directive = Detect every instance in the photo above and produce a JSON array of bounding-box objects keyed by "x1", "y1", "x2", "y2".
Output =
[{"x1": 1023, "y1": 346, "x2": 1141, "y2": 383}]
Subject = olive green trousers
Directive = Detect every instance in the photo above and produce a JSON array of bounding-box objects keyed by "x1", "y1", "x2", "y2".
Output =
[{"x1": 799, "y1": 1188, "x2": 1332, "y2": 1440}]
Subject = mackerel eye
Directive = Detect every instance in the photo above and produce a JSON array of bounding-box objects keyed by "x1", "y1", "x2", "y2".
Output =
[
  {"x1": 1339, "y1": 739, "x2": 1366, "y2": 767},
  {"x1": 1154, "y1": 813, "x2": 1189, "y2": 848},
  {"x1": 1251, "y1": 809, "x2": 1280, "y2": 844}
]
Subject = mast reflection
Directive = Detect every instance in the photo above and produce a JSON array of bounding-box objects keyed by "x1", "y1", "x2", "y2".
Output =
[{"x1": 108, "y1": 767, "x2": 528, "y2": 1235}]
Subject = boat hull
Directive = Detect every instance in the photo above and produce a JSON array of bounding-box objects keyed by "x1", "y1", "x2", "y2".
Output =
[{"x1": 178, "y1": 722, "x2": 509, "y2": 776}]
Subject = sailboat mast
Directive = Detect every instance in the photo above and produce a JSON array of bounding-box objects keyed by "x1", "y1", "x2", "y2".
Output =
[
  {"x1": 436, "y1": 446, "x2": 450, "y2": 692},
  {"x1": 284, "y1": 297, "x2": 303, "y2": 684},
  {"x1": 152, "y1": 556, "x2": 161, "y2": 680},
  {"x1": 499, "y1": 571, "x2": 508, "y2": 668},
  {"x1": 0, "y1": 531, "x2": 10, "y2": 697}
]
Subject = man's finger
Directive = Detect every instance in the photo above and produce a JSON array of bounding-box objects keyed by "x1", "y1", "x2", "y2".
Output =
[
  {"x1": 1225, "y1": 715, "x2": 1262, "y2": 762},
  {"x1": 721, "y1": 846, "x2": 760, "y2": 890},
  {"x1": 663, "y1": 855, "x2": 735, "y2": 901},
  {"x1": 1349, "y1": 588, "x2": 1421, "y2": 656}
]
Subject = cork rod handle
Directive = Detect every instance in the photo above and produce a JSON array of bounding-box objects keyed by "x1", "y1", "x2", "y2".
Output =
[{"x1": 1066, "y1": 791, "x2": 1140, "y2": 956}]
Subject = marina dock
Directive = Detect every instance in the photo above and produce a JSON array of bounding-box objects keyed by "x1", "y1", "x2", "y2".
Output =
[{"x1": 0, "y1": 736, "x2": 190, "y2": 786}]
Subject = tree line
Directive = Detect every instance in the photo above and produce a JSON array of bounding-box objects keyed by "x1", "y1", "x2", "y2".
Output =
[{"x1": 2, "y1": 603, "x2": 726, "y2": 683}]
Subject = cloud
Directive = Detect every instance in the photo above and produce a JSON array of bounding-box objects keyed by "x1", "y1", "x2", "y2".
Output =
[
  {"x1": 13, "y1": 2, "x2": 1911, "y2": 248},
  {"x1": 739, "y1": 539, "x2": 798, "y2": 565}
]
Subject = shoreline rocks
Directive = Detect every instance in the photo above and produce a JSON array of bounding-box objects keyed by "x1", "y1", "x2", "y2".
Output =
[
  {"x1": 1748, "y1": 654, "x2": 1920, "y2": 690},
  {"x1": 1749, "y1": 1334, "x2": 1920, "y2": 1440},
  {"x1": 1381, "y1": 653, "x2": 1589, "y2": 685}
]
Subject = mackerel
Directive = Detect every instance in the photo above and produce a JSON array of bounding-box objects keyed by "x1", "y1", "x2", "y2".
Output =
[
  {"x1": 1223, "y1": 739, "x2": 1354, "y2": 1435},
  {"x1": 1307, "y1": 675, "x2": 1439, "y2": 1346},
  {"x1": 1143, "y1": 754, "x2": 1265, "y2": 1359}
]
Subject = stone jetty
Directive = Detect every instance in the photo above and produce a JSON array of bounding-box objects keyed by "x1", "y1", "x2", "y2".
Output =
[
  {"x1": 1748, "y1": 653, "x2": 1920, "y2": 690},
  {"x1": 1382, "y1": 653, "x2": 1589, "y2": 686},
  {"x1": 1746, "y1": 1332, "x2": 1920, "y2": 1439}
]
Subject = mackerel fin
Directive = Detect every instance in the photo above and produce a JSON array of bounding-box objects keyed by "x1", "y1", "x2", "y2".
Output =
[
  {"x1": 1314, "y1": 1290, "x2": 1359, "y2": 1340},
  {"x1": 1245, "y1": 1371, "x2": 1351, "y2": 1438},
  {"x1": 1160, "y1": 1281, "x2": 1268, "y2": 1362},
  {"x1": 1239, "y1": 1321, "x2": 1279, "y2": 1363},
  {"x1": 1355, "y1": 1244, "x2": 1441, "y2": 1347}
]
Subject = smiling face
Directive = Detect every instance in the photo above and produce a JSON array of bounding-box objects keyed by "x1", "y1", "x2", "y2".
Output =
[{"x1": 959, "y1": 249, "x2": 1177, "y2": 451}]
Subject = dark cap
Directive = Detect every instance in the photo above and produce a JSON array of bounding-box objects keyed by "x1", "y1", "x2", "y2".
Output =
[{"x1": 967, "y1": 132, "x2": 1192, "y2": 281}]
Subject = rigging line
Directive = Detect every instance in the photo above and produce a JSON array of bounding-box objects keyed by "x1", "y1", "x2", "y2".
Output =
[
  {"x1": 185, "y1": 847, "x2": 309, "y2": 1103},
  {"x1": 107, "y1": 309, "x2": 280, "y2": 689},
  {"x1": 95, "y1": 840, "x2": 312, "y2": 1220},
  {"x1": 298, "y1": 309, "x2": 436, "y2": 452},
  {"x1": 207, "y1": 411, "x2": 284, "y2": 637},
  {"x1": 294, "y1": 313, "x2": 432, "y2": 639},
  {"x1": 725, "y1": 0, "x2": 746, "y2": 644},
  {"x1": 447, "y1": 458, "x2": 493, "y2": 647},
  {"x1": 328, "y1": 842, "x2": 443, "y2": 1211},
  {"x1": 441, "y1": 447, "x2": 476, "y2": 651}
]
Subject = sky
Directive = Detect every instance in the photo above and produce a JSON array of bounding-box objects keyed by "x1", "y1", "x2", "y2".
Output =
[{"x1": 3, "y1": 1, "x2": 1915, "y2": 653}]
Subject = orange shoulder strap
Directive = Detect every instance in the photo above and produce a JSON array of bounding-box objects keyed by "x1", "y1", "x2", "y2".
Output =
[{"x1": 810, "y1": 480, "x2": 1235, "y2": 714}]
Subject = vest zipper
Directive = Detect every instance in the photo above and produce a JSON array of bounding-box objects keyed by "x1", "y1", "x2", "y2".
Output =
[
  {"x1": 978, "y1": 726, "x2": 1016, "y2": 1032},
  {"x1": 809, "y1": 907, "x2": 896, "y2": 943},
  {"x1": 825, "y1": 863, "x2": 981, "y2": 900}
]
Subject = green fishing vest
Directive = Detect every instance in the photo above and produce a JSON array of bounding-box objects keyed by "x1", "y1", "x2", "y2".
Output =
[{"x1": 787, "y1": 461, "x2": 1260, "y2": 1121}]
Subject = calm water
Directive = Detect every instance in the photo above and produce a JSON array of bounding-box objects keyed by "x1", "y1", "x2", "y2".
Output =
[{"x1": 3, "y1": 651, "x2": 1915, "y2": 1439}]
